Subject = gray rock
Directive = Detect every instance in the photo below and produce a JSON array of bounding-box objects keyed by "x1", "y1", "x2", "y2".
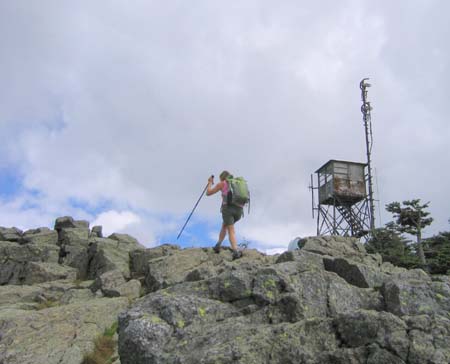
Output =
[
  {"x1": 129, "y1": 244, "x2": 180, "y2": 278},
  {"x1": 22, "y1": 227, "x2": 58, "y2": 246},
  {"x1": 54, "y1": 216, "x2": 89, "y2": 230},
  {"x1": 144, "y1": 248, "x2": 212, "y2": 292},
  {"x1": 326, "y1": 273, "x2": 383, "y2": 316},
  {"x1": 0, "y1": 279, "x2": 98, "y2": 311},
  {"x1": 0, "y1": 284, "x2": 44, "y2": 308},
  {"x1": 366, "y1": 344, "x2": 406, "y2": 364},
  {"x1": 0, "y1": 253, "x2": 26, "y2": 285},
  {"x1": 323, "y1": 257, "x2": 386, "y2": 288},
  {"x1": 382, "y1": 277, "x2": 440, "y2": 316},
  {"x1": 0, "y1": 241, "x2": 60, "y2": 284},
  {"x1": 1, "y1": 231, "x2": 449, "y2": 364},
  {"x1": 22, "y1": 262, "x2": 78, "y2": 284},
  {"x1": 118, "y1": 279, "x2": 141, "y2": 300},
  {"x1": 54, "y1": 217, "x2": 90, "y2": 279},
  {"x1": 301, "y1": 236, "x2": 368, "y2": 262},
  {"x1": 58, "y1": 227, "x2": 90, "y2": 278},
  {"x1": 432, "y1": 275, "x2": 450, "y2": 312},
  {"x1": 0, "y1": 226, "x2": 23, "y2": 242},
  {"x1": 92, "y1": 269, "x2": 127, "y2": 296},
  {"x1": 59, "y1": 288, "x2": 96, "y2": 304},
  {"x1": 118, "y1": 237, "x2": 450, "y2": 364},
  {"x1": 90, "y1": 225, "x2": 103, "y2": 238},
  {"x1": 430, "y1": 315, "x2": 450, "y2": 362},
  {"x1": 334, "y1": 310, "x2": 409, "y2": 361},
  {"x1": 142, "y1": 247, "x2": 273, "y2": 294},
  {"x1": 92, "y1": 270, "x2": 142, "y2": 299},
  {"x1": 0, "y1": 297, "x2": 128, "y2": 364},
  {"x1": 59, "y1": 227, "x2": 90, "y2": 248},
  {"x1": 208, "y1": 269, "x2": 254, "y2": 303},
  {"x1": 118, "y1": 290, "x2": 340, "y2": 364},
  {"x1": 275, "y1": 249, "x2": 325, "y2": 270},
  {"x1": 108, "y1": 233, "x2": 141, "y2": 246},
  {"x1": 88, "y1": 237, "x2": 143, "y2": 280},
  {"x1": 408, "y1": 329, "x2": 435, "y2": 364}
]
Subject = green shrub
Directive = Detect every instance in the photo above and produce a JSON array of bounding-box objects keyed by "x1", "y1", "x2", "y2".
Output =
[{"x1": 82, "y1": 322, "x2": 118, "y2": 364}]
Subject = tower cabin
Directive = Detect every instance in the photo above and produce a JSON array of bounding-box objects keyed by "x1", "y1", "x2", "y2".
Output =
[{"x1": 316, "y1": 160, "x2": 367, "y2": 206}]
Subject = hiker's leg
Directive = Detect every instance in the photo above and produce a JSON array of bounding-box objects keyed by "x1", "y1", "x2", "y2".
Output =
[
  {"x1": 214, "y1": 223, "x2": 227, "y2": 253},
  {"x1": 227, "y1": 224, "x2": 238, "y2": 251},
  {"x1": 218, "y1": 223, "x2": 227, "y2": 243}
]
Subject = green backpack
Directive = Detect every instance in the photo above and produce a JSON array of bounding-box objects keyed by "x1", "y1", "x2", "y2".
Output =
[{"x1": 226, "y1": 176, "x2": 250, "y2": 212}]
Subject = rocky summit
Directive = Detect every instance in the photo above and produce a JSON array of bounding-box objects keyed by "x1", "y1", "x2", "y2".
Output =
[
  {"x1": 0, "y1": 217, "x2": 143, "y2": 364},
  {"x1": 1, "y1": 218, "x2": 450, "y2": 364}
]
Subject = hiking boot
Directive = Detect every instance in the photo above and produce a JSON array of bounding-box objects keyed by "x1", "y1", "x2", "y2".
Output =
[
  {"x1": 232, "y1": 250, "x2": 242, "y2": 260},
  {"x1": 213, "y1": 242, "x2": 222, "y2": 254}
]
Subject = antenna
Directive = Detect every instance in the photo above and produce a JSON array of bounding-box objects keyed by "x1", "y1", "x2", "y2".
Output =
[
  {"x1": 360, "y1": 78, "x2": 375, "y2": 232},
  {"x1": 309, "y1": 174, "x2": 316, "y2": 219}
]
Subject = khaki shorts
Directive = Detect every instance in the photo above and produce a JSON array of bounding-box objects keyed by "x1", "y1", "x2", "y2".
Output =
[{"x1": 221, "y1": 204, "x2": 243, "y2": 226}]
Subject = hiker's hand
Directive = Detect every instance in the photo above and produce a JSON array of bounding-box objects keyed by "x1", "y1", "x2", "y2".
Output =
[{"x1": 208, "y1": 175, "x2": 214, "y2": 184}]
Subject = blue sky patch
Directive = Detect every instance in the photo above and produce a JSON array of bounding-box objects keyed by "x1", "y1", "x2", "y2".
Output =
[
  {"x1": 67, "y1": 197, "x2": 114, "y2": 216},
  {"x1": 0, "y1": 168, "x2": 23, "y2": 200},
  {"x1": 162, "y1": 217, "x2": 219, "y2": 249}
]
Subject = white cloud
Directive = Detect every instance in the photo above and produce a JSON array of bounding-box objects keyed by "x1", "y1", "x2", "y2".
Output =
[
  {"x1": 265, "y1": 248, "x2": 286, "y2": 256},
  {"x1": 1, "y1": 1, "x2": 450, "y2": 248},
  {"x1": 92, "y1": 210, "x2": 141, "y2": 236},
  {"x1": 240, "y1": 220, "x2": 315, "y2": 252}
]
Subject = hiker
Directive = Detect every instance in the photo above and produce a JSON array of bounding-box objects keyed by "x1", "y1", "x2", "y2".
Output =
[{"x1": 206, "y1": 171, "x2": 243, "y2": 260}]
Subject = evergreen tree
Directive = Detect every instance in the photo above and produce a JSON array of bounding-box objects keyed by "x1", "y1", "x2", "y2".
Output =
[
  {"x1": 385, "y1": 199, "x2": 433, "y2": 266},
  {"x1": 424, "y1": 231, "x2": 450, "y2": 274},
  {"x1": 366, "y1": 226, "x2": 419, "y2": 269}
]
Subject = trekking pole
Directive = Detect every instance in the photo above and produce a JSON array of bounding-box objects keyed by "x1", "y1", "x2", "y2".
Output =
[{"x1": 177, "y1": 175, "x2": 213, "y2": 240}]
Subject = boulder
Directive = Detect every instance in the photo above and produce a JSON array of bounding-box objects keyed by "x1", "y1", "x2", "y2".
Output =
[
  {"x1": 381, "y1": 276, "x2": 440, "y2": 316},
  {"x1": 54, "y1": 217, "x2": 91, "y2": 278},
  {"x1": 118, "y1": 238, "x2": 450, "y2": 364},
  {"x1": 143, "y1": 247, "x2": 272, "y2": 293},
  {"x1": 118, "y1": 279, "x2": 141, "y2": 299},
  {"x1": 301, "y1": 236, "x2": 368, "y2": 262},
  {"x1": 58, "y1": 227, "x2": 90, "y2": 278},
  {"x1": 326, "y1": 273, "x2": 383, "y2": 316},
  {"x1": 407, "y1": 329, "x2": 435, "y2": 364},
  {"x1": 129, "y1": 244, "x2": 180, "y2": 278},
  {"x1": 92, "y1": 270, "x2": 127, "y2": 295},
  {"x1": 1, "y1": 229, "x2": 450, "y2": 364},
  {"x1": 323, "y1": 257, "x2": 386, "y2": 288},
  {"x1": 59, "y1": 288, "x2": 96, "y2": 305},
  {"x1": 0, "y1": 226, "x2": 23, "y2": 242},
  {"x1": 22, "y1": 227, "x2": 58, "y2": 246},
  {"x1": 108, "y1": 233, "x2": 141, "y2": 246},
  {"x1": 90, "y1": 225, "x2": 103, "y2": 238},
  {"x1": 22, "y1": 262, "x2": 78, "y2": 284},
  {"x1": 0, "y1": 279, "x2": 98, "y2": 311},
  {"x1": 92, "y1": 269, "x2": 141, "y2": 299},
  {"x1": 118, "y1": 291, "x2": 341, "y2": 364},
  {"x1": 87, "y1": 237, "x2": 143, "y2": 280},
  {"x1": 0, "y1": 241, "x2": 28, "y2": 284},
  {"x1": 334, "y1": 310, "x2": 409, "y2": 361},
  {"x1": 0, "y1": 284, "x2": 44, "y2": 309},
  {"x1": 0, "y1": 297, "x2": 129, "y2": 364},
  {"x1": 20, "y1": 228, "x2": 60, "y2": 263},
  {"x1": 431, "y1": 275, "x2": 450, "y2": 312},
  {"x1": 0, "y1": 241, "x2": 60, "y2": 284},
  {"x1": 54, "y1": 216, "x2": 89, "y2": 230},
  {"x1": 144, "y1": 248, "x2": 213, "y2": 292},
  {"x1": 207, "y1": 269, "x2": 254, "y2": 303},
  {"x1": 275, "y1": 249, "x2": 325, "y2": 270}
]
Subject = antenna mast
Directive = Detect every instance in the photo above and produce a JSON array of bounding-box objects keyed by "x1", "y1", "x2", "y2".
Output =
[{"x1": 360, "y1": 78, "x2": 375, "y2": 231}]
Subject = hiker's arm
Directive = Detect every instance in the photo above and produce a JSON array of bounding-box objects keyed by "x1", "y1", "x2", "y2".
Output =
[{"x1": 206, "y1": 179, "x2": 223, "y2": 196}]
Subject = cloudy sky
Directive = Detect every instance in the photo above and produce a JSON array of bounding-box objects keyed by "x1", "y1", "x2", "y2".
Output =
[{"x1": 1, "y1": 1, "x2": 449, "y2": 253}]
